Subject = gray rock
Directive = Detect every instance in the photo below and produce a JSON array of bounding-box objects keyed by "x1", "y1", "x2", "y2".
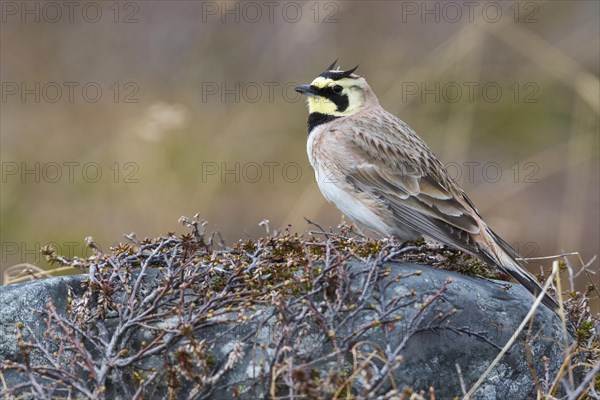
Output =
[
  {"x1": 0, "y1": 262, "x2": 567, "y2": 399},
  {"x1": 0, "y1": 275, "x2": 84, "y2": 370}
]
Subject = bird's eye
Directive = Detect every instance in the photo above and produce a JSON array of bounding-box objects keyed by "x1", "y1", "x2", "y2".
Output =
[{"x1": 332, "y1": 85, "x2": 343, "y2": 94}]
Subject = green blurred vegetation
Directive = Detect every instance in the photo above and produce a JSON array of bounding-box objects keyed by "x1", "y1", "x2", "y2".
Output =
[{"x1": 1, "y1": 1, "x2": 598, "y2": 310}]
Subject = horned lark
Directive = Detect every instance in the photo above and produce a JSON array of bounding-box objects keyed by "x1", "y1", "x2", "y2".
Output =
[{"x1": 295, "y1": 61, "x2": 558, "y2": 309}]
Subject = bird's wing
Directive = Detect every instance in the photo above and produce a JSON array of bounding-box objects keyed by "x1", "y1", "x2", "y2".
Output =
[
  {"x1": 347, "y1": 164, "x2": 482, "y2": 254},
  {"x1": 329, "y1": 118, "x2": 559, "y2": 310},
  {"x1": 340, "y1": 127, "x2": 483, "y2": 254}
]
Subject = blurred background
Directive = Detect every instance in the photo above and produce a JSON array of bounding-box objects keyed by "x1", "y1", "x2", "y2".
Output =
[{"x1": 1, "y1": 1, "x2": 598, "y2": 311}]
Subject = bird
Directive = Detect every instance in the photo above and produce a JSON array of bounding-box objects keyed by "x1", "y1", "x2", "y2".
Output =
[{"x1": 295, "y1": 60, "x2": 558, "y2": 310}]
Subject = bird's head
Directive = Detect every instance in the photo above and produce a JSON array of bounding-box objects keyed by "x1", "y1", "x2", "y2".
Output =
[{"x1": 295, "y1": 60, "x2": 378, "y2": 117}]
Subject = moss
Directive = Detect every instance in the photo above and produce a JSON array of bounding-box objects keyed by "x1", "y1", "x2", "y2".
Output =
[
  {"x1": 206, "y1": 354, "x2": 217, "y2": 369},
  {"x1": 449, "y1": 256, "x2": 497, "y2": 278}
]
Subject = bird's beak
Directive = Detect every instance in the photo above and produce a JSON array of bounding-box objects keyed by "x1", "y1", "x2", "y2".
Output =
[{"x1": 295, "y1": 84, "x2": 318, "y2": 97}]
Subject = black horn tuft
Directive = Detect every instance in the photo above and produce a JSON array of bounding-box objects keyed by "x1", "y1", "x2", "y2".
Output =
[
  {"x1": 341, "y1": 65, "x2": 359, "y2": 78},
  {"x1": 319, "y1": 64, "x2": 360, "y2": 81},
  {"x1": 326, "y1": 58, "x2": 339, "y2": 70}
]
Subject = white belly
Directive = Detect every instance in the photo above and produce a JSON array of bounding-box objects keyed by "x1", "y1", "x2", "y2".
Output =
[
  {"x1": 307, "y1": 126, "x2": 413, "y2": 239},
  {"x1": 313, "y1": 165, "x2": 395, "y2": 236}
]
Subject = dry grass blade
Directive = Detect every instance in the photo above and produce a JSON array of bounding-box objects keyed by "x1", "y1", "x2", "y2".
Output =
[{"x1": 464, "y1": 261, "x2": 560, "y2": 399}]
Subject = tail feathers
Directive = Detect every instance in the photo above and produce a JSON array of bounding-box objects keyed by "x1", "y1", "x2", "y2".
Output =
[{"x1": 481, "y1": 231, "x2": 559, "y2": 311}]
